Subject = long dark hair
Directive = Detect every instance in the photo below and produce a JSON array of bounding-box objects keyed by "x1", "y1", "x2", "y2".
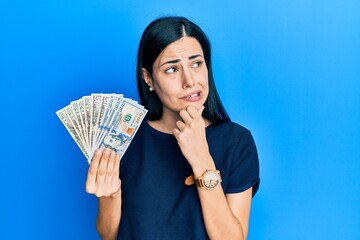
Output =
[{"x1": 136, "y1": 16, "x2": 230, "y2": 123}]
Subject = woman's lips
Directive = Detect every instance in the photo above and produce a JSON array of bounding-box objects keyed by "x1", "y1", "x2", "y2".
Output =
[{"x1": 180, "y1": 91, "x2": 202, "y2": 102}]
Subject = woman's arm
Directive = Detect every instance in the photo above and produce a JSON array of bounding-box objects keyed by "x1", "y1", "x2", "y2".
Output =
[
  {"x1": 173, "y1": 106, "x2": 253, "y2": 239},
  {"x1": 96, "y1": 191, "x2": 121, "y2": 240},
  {"x1": 86, "y1": 148, "x2": 122, "y2": 240},
  {"x1": 226, "y1": 189, "x2": 253, "y2": 238},
  {"x1": 194, "y1": 165, "x2": 253, "y2": 239}
]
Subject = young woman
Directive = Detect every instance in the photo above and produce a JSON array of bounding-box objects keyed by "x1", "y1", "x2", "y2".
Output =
[{"x1": 86, "y1": 16, "x2": 260, "y2": 240}]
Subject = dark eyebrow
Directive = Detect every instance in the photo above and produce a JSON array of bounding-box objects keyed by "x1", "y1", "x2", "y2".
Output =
[
  {"x1": 189, "y1": 54, "x2": 203, "y2": 60},
  {"x1": 160, "y1": 55, "x2": 203, "y2": 67},
  {"x1": 160, "y1": 59, "x2": 180, "y2": 67}
]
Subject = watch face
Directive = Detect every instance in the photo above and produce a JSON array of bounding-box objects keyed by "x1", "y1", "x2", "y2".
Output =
[{"x1": 203, "y1": 172, "x2": 220, "y2": 189}]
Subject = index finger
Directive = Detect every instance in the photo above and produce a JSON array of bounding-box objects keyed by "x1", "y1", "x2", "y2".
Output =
[{"x1": 186, "y1": 105, "x2": 204, "y2": 119}]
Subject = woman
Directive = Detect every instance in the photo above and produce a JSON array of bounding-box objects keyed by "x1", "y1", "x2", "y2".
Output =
[{"x1": 86, "y1": 16, "x2": 260, "y2": 240}]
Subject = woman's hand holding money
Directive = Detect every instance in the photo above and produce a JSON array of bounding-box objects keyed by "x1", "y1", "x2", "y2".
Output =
[
  {"x1": 85, "y1": 148, "x2": 121, "y2": 198},
  {"x1": 86, "y1": 148, "x2": 122, "y2": 239}
]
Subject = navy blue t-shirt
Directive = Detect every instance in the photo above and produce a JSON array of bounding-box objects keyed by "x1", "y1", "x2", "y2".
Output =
[{"x1": 118, "y1": 120, "x2": 260, "y2": 239}]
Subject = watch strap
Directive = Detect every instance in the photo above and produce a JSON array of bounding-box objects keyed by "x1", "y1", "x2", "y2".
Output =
[{"x1": 184, "y1": 175, "x2": 195, "y2": 185}]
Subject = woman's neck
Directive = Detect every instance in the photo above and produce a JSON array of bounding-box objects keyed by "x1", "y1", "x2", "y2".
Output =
[{"x1": 148, "y1": 111, "x2": 180, "y2": 134}]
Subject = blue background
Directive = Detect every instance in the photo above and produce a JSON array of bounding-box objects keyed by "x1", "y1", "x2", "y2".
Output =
[{"x1": 1, "y1": 0, "x2": 359, "y2": 239}]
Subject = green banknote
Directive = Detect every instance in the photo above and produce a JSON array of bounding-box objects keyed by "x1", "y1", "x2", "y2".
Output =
[{"x1": 56, "y1": 94, "x2": 147, "y2": 164}]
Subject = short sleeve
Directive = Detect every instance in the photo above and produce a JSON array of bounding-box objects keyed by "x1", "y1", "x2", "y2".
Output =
[{"x1": 226, "y1": 130, "x2": 260, "y2": 197}]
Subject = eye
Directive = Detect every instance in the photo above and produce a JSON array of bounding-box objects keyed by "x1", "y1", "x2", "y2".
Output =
[
  {"x1": 165, "y1": 66, "x2": 177, "y2": 73},
  {"x1": 192, "y1": 61, "x2": 203, "y2": 68}
]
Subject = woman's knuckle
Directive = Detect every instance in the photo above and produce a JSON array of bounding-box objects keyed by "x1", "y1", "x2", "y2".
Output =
[
  {"x1": 89, "y1": 166, "x2": 97, "y2": 174},
  {"x1": 98, "y1": 168, "x2": 105, "y2": 176}
]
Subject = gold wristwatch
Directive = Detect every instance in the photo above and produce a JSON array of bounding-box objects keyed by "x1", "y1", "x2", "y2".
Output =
[{"x1": 195, "y1": 170, "x2": 222, "y2": 190}]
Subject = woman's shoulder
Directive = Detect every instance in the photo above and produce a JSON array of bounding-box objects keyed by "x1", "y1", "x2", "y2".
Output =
[{"x1": 208, "y1": 120, "x2": 251, "y2": 137}]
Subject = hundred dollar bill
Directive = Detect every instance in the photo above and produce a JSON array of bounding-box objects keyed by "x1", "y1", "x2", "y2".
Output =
[
  {"x1": 90, "y1": 94, "x2": 103, "y2": 149},
  {"x1": 83, "y1": 96, "x2": 92, "y2": 151},
  {"x1": 65, "y1": 105, "x2": 87, "y2": 147},
  {"x1": 89, "y1": 99, "x2": 147, "y2": 162},
  {"x1": 93, "y1": 94, "x2": 123, "y2": 146},
  {"x1": 97, "y1": 94, "x2": 112, "y2": 126},
  {"x1": 93, "y1": 93, "x2": 113, "y2": 149},
  {"x1": 56, "y1": 108, "x2": 89, "y2": 158},
  {"x1": 71, "y1": 100, "x2": 89, "y2": 150},
  {"x1": 77, "y1": 99, "x2": 88, "y2": 148}
]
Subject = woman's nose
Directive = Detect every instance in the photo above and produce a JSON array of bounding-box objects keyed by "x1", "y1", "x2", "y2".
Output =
[{"x1": 182, "y1": 68, "x2": 195, "y2": 89}]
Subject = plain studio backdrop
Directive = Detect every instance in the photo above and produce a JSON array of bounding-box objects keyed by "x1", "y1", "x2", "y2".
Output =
[{"x1": 1, "y1": 0, "x2": 359, "y2": 239}]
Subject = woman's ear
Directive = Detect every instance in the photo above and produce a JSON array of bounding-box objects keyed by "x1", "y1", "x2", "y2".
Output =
[{"x1": 142, "y1": 68, "x2": 153, "y2": 89}]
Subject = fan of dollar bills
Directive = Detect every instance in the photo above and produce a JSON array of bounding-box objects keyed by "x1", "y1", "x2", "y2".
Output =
[{"x1": 56, "y1": 93, "x2": 147, "y2": 163}]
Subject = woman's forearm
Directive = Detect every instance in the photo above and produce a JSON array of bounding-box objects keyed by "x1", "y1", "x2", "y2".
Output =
[
  {"x1": 96, "y1": 190, "x2": 122, "y2": 240},
  {"x1": 197, "y1": 185, "x2": 246, "y2": 240},
  {"x1": 192, "y1": 160, "x2": 249, "y2": 240}
]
